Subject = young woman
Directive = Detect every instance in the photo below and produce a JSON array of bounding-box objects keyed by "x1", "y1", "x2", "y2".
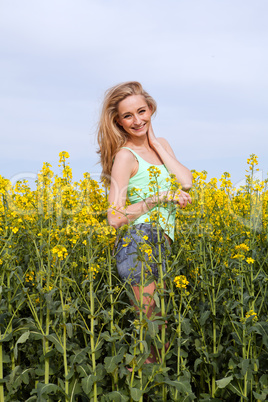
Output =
[{"x1": 97, "y1": 81, "x2": 192, "y2": 363}]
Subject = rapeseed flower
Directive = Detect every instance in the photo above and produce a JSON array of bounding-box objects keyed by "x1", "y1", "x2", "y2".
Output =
[
  {"x1": 139, "y1": 243, "x2": 153, "y2": 260},
  {"x1": 52, "y1": 245, "x2": 68, "y2": 260},
  {"x1": 174, "y1": 275, "x2": 189, "y2": 289},
  {"x1": 245, "y1": 310, "x2": 258, "y2": 322}
]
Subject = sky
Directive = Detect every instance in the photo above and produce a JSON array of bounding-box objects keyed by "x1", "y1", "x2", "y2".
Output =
[{"x1": 0, "y1": 0, "x2": 267, "y2": 190}]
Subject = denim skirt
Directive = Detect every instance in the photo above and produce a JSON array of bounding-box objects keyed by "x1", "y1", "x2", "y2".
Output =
[{"x1": 114, "y1": 223, "x2": 169, "y2": 285}]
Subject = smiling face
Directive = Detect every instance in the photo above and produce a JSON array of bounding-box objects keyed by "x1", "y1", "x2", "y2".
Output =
[{"x1": 117, "y1": 95, "x2": 152, "y2": 138}]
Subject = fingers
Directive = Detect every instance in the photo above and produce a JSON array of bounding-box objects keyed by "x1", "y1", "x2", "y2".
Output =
[
  {"x1": 158, "y1": 190, "x2": 191, "y2": 208},
  {"x1": 174, "y1": 190, "x2": 191, "y2": 208}
]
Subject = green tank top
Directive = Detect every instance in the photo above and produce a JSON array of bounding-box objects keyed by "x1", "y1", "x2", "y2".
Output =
[{"x1": 122, "y1": 147, "x2": 176, "y2": 241}]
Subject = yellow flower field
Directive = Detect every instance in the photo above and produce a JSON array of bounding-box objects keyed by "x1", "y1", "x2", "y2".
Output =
[{"x1": 0, "y1": 153, "x2": 267, "y2": 401}]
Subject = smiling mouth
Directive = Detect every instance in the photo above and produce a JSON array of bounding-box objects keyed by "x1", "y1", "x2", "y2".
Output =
[{"x1": 132, "y1": 123, "x2": 146, "y2": 131}]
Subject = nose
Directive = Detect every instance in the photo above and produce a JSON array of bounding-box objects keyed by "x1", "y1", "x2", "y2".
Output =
[{"x1": 133, "y1": 114, "x2": 142, "y2": 125}]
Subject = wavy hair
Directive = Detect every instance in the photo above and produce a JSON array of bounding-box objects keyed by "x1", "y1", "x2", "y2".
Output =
[{"x1": 97, "y1": 81, "x2": 157, "y2": 186}]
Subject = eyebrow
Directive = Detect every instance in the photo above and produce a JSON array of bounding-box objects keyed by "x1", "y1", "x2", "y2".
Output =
[{"x1": 120, "y1": 105, "x2": 148, "y2": 117}]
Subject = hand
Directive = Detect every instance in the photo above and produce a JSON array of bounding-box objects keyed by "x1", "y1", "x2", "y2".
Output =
[
  {"x1": 147, "y1": 122, "x2": 158, "y2": 150},
  {"x1": 157, "y1": 190, "x2": 191, "y2": 208},
  {"x1": 173, "y1": 190, "x2": 192, "y2": 208}
]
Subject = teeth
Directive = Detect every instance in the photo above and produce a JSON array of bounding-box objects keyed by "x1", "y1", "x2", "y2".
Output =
[{"x1": 133, "y1": 124, "x2": 145, "y2": 130}]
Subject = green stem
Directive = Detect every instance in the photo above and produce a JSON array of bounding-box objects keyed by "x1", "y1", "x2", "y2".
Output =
[
  {"x1": 63, "y1": 324, "x2": 69, "y2": 398},
  {"x1": 175, "y1": 293, "x2": 182, "y2": 402},
  {"x1": 7, "y1": 269, "x2": 15, "y2": 371},
  {"x1": 44, "y1": 306, "x2": 50, "y2": 385},
  {"x1": 107, "y1": 247, "x2": 117, "y2": 390},
  {"x1": 59, "y1": 275, "x2": 69, "y2": 400},
  {"x1": 240, "y1": 269, "x2": 248, "y2": 401},
  {"x1": 0, "y1": 340, "x2": 4, "y2": 402},
  {"x1": 157, "y1": 227, "x2": 167, "y2": 402},
  {"x1": 211, "y1": 262, "x2": 216, "y2": 398},
  {"x1": 89, "y1": 275, "x2": 97, "y2": 402},
  {"x1": 138, "y1": 262, "x2": 144, "y2": 401}
]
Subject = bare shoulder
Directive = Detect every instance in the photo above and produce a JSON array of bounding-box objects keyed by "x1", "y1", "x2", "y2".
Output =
[
  {"x1": 111, "y1": 148, "x2": 136, "y2": 180},
  {"x1": 114, "y1": 147, "x2": 136, "y2": 164}
]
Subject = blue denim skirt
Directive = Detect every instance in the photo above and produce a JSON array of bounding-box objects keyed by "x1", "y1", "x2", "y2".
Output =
[{"x1": 114, "y1": 223, "x2": 169, "y2": 285}]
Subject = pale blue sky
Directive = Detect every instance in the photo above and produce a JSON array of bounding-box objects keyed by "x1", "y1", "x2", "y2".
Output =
[{"x1": 1, "y1": 0, "x2": 267, "y2": 188}]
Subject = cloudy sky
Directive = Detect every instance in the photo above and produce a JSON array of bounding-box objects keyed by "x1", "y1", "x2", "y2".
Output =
[{"x1": 1, "y1": 0, "x2": 267, "y2": 188}]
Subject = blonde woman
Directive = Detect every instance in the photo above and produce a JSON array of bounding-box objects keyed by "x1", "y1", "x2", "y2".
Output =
[{"x1": 97, "y1": 81, "x2": 192, "y2": 363}]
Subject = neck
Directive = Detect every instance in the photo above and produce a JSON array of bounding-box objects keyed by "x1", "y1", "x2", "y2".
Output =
[{"x1": 126, "y1": 133, "x2": 151, "y2": 150}]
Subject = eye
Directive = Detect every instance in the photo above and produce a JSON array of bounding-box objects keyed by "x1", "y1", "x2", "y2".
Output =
[
  {"x1": 139, "y1": 109, "x2": 146, "y2": 114},
  {"x1": 123, "y1": 114, "x2": 131, "y2": 119}
]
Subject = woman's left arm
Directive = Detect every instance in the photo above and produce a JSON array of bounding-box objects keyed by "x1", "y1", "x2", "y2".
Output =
[{"x1": 148, "y1": 124, "x2": 193, "y2": 191}]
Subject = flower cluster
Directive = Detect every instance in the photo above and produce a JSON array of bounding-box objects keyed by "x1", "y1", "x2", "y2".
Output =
[
  {"x1": 245, "y1": 309, "x2": 258, "y2": 322},
  {"x1": 52, "y1": 245, "x2": 68, "y2": 260},
  {"x1": 174, "y1": 275, "x2": 189, "y2": 289}
]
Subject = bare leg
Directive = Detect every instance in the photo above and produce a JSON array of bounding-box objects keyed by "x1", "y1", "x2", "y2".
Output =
[{"x1": 131, "y1": 281, "x2": 168, "y2": 363}]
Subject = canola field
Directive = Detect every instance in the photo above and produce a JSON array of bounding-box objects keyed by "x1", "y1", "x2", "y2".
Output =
[{"x1": 0, "y1": 152, "x2": 267, "y2": 402}]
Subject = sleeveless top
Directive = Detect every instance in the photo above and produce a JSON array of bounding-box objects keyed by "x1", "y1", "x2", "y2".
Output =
[{"x1": 122, "y1": 147, "x2": 176, "y2": 241}]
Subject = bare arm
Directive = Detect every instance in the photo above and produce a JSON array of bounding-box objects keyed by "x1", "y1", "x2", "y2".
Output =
[
  {"x1": 107, "y1": 148, "x2": 191, "y2": 229},
  {"x1": 148, "y1": 124, "x2": 193, "y2": 191}
]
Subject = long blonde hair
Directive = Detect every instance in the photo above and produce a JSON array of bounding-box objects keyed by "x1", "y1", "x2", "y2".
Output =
[{"x1": 97, "y1": 81, "x2": 157, "y2": 186}]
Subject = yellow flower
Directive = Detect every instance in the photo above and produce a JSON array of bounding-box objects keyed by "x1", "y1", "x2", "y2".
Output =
[
  {"x1": 231, "y1": 254, "x2": 245, "y2": 260},
  {"x1": 122, "y1": 237, "x2": 131, "y2": 247},
  {"x1": 52, "y1": 245, "x2": 68, "y2": 260},
  {"x1": 59, "y1": 151, "x2": 70, "y2": 162},
  {"x1": 235, "y1": 243, "x2": 249, "y2": 252},
  {"x1": 140, "y1": 243, "x2": 153, "y2": 260},
  {"x1": 246, "y1": 257, "x2": 255, "y2": 264},
  {"x1": 245, "y1": 309, "x2": 258, "y2": 322},
  {"x1": 174, "y1": 275, "x2": 189, "y2": 289},
  {"x1": 84, "y1": 264, "x2": 99, "y2": 279}
]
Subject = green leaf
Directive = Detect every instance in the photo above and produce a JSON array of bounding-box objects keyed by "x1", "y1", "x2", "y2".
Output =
[
  {"x1": 253, "y1": 391, "x2": 268, "y2": 401},
  {"x1": 147, "y1": 320, "x2": 158, "y2": 338},
  {"x1": 0, "y1": 333, "x2": 13, "y2": 343},
  {"x1": 81, "y1": 374, "x2": 97, "y2": 394},
  {"x1": 21, "y1": 368, "x2": 32, "y2": 385},
  {"x1": 240, "y1": 359, "x2": 249, "y2": 376},
  {"x1": 70, "y1": 347, "x2": 88, "y2": 364},
  {"x1": 194, "y1": 358, "x2": 202, "y2": 372},
  {"x1": 47, "y1": 333, "x2": 64, "y2": 354},
  {"x1": 260, "y1": 374, "x2": 268, "y2": 387},
  {"x1": 130, "y1": 388, "x2": 143, "y2": 401},
  {"x1": 107, "y1": 391, "x2": 129, "y2": 401},
  {"x1": 104, "y1": 349, "x2": 125, "y2": 373},
  {"x1": 153, "y1": 292, "x2": 160, "y2": 308},
  {"x1": 31, "y1": 383, "x2": 62, "y2": 398},
  {"x1": 164, "y1": 379, "x2": 192, "y2": 394},
  {"x1": 125, "y1": 353, "x2": 135, "y2": 365},
  {"x1": 14, "y1": 331, "x2": 30, "y2": 359},
  {"x1": 136, "y1": 353, "x2": 151, "y2": 370},
  {"x1": 181, "y1": 318, "x2": 191, "y2": 335},
  {"x1": 76, "y1": 364, "x2": 90, "y2": 378},
  {"x1": 200, "y1": 311, "x2": 210, "y2": 326},
  {"x1": 250, "y1": 322, "x2": 268, "y2": 347},
  {"x1": 65, "y1": 323, "x2": 73, "y2": 338},
  {"x1": 2, "y1": 350, "x2": 11, "y2": 363},
  {"x1": 216, "y1": 375, "x2": 233, "y2": 389},
  {"x1": 228, "y1": 382, "x2": 245, "y2": 397}
]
